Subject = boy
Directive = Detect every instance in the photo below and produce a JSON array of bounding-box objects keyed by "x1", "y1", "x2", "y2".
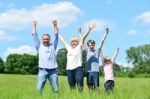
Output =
[{"x1": 78, "y1": 27, "x2": 109, "y2": 90}]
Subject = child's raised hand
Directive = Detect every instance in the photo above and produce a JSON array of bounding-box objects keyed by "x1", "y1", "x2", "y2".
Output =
[
  {"x1": 77, "y1": 27, "x2": 81, "y2": 33},
  {"x1": 117, "y1": 48, "x2": 120, "y2": 51}
]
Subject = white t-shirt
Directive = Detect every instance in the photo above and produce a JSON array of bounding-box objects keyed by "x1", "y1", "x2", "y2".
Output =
[
  {"x1": 66, "y1": 43, "x2": 82, "y2": 70},
  {"x1": 59, "y1": 34, "x2": 83, "y2": 70}
]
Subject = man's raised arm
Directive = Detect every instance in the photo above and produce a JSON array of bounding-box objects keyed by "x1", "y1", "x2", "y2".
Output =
[
  {"x1": 32, "y1": 21, "x2": 40, "y2": 50},
  {"x1": 52, "y1": 20, "x2": 59, "y2": 50}
]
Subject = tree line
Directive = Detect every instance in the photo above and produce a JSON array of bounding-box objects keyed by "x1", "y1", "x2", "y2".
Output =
[{"x1": 0, "y1": 44, "x2": 150, "y2": 77}]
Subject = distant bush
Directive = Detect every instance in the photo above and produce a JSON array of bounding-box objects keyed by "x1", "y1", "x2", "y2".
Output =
[
  {"x1": 135, "y1": 73, "x2": 150, "y2": 78},
  {"x1": 128, "y1": 72, "x2": 135, "y2": 78},
  {"x1": 5, "y1": 54, "x2": 38, "y2": 74},
  {"x1": 114, "y1": 71, "x2": 128, "y2": 77},
  {"x1": 0, "y1": 57, "x2": 4, "y2": 73}
]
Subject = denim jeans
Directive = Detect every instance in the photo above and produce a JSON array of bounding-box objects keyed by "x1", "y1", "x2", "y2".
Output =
[
  {"x1": 36, "y1": 68, "x2": 59, "y2": 93},
  {"x1": 104, "y1": 80, "x2": 114, "y2": 92},
  {"x1": 87, "y1": 72, "x2": 99, "y2": 89},
  {"x1": 67, "y1": 67, "x2": 83, "y2": 91}
]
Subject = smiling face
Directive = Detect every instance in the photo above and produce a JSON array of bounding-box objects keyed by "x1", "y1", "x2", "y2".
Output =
[
  {"x1": 70, "y1": 37, "x2": 79, "y2": 48},
  {"x1": 42, "y1": 34, "x2": 50, "y2": 46},
  {"x1": 104, "y1": 56, "x2": 111, "y2": 64},
  {"x1": 71, "y1": 40, "x2": 79, "y2": 48},
  {"x1": 87, "y1": 40, "x2": 95, "y2": 49}
]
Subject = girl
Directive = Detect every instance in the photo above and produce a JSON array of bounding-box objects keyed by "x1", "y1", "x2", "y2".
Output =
[{"x1": 101, "y1": 48, "x2": 119, "y2": 94}]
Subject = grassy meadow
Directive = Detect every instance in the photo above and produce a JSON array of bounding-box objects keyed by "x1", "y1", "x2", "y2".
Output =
[{"x1": 0, "y1": 74, "x2": 150, "y2": 99}]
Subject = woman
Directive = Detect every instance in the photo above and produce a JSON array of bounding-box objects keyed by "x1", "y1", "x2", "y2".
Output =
[{"x1": 58, "y1": 22, "x2": 95, "y2": 91}]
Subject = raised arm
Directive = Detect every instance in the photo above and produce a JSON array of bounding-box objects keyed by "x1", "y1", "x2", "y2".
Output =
[
  {"x1": 32, "y1": 21, "x2": 40, "y2": 50},
  {"x1": 52, "y1": 20, "x2": 59, "y2": 33},
  {"x1": 77, "y1": 27, "x2": 83, "y2": 39},
  {"x1": 81, "y1": 23, "x2": 95, "y2": 45},
  {"x1": 58, "y1": 34, "x2": 70, "y2": 49},
  {"x1": 100, "y1": 49, "x2": 105, "y2": 65},
  {"x1": 77, "y1": 27, "x2": 87, "y2": 49},
  {"x1": 98, "y1": 27, "x2": 109, "y2": 49},
  {"x1": 52, "y1": 20, "x2": 59, "y2": 50},
  {"x1": 32, "y1": 21, "x2": 37, "y2": 34},
  {"x1": 111, "y1": 48, "x2": 119, "y2": 63}
]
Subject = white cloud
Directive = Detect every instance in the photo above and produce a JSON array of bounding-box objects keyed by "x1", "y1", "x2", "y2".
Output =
[
  {"x1": 0, "y1": 30, "x2": 18, "y2": 41},
  {"x1": 133, "y1": 11, "x2": 150, "y2": 24},
  {"x1": 117, "y1": 62, "x2": 134, "y2": 68},
  {"x1": 0, "y1": 2, "x2": 82, "y2": 30},
  {"x1": 127, "y1": 30, "x2": 137, "y2": 36},
  {"x1": 4, "y1": 45, "x2": 37, "y2": 57},
  {"x1": 82, "y1": 19, "x2": 115, "y2": 32},
  {"x1": 2, "y1": 45, "x2": 62, "y2": 61}
]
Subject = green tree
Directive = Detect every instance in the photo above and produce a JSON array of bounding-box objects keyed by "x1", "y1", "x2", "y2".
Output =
[
  {"x1": 57, "y1": 48, "x2": 67, "y2": 75},
  {"x1": 126, "y1": 44, "x2": 150, "y2": 74},
  {"x1": 5, "y1": 54, "x2": 21, "y2": 73},
  {"x1": 0, "y1": 57, "x2": 4, "y2": 73},
  {"x1": 99, "y1": 65, "x2": 103, "y2": 76},
  {"x1": 5, "y1": 54, "x2": 38, "y2": 74},
  {"x1": 56, "y1": 48, "x2": 87, "y2": 76},
  {"x1": 113, "y1": 63, "x2": 121, "y2": 72},
  {"x1": 17, "y1": 54, "x2": 38, "y2": 74},
  {"x1": 82, "y1": 50, "x2": 87, "y2": 76}
]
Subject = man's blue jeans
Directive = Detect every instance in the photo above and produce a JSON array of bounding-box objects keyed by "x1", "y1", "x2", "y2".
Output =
[{"x1": 36, "y1": 68, "x2": 59, "y2": 93}]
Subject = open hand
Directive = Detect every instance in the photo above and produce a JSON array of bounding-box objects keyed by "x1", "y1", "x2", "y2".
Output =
[{"x1": 88, "y1": 23, "x2": 96, "y2": 30}]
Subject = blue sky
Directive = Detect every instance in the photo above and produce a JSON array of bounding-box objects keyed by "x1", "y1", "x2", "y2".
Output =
[{"x1": 0, "y1": 0, "x2": 150, "y2": 67}]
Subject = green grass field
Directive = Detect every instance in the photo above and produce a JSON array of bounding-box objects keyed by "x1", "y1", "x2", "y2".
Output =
[{"x1": 0, "y1": 74, "x2": 150, "y2": 99}]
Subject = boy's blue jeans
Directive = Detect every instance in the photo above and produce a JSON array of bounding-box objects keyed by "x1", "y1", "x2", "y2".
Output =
[
  {"x1": 36, "y1": 68, "x2": 59, "y2": 93},
  {"x1": 87, "y1": 72, "x2": 99, "y2": 89}
]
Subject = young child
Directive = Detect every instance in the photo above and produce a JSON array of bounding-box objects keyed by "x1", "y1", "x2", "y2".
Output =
[
  {"x1": 58, "y1": 23, "x2": 95, "y2": 91},
  {"x1": 101, "y1": 48, "x2": 119, "y2": 94},
  {"x1": 78, "y1": 27, "x2": 109, "y2": 90},
  {"x1": 32, "y1": 20, "x2": 59, "y2": 93}
]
